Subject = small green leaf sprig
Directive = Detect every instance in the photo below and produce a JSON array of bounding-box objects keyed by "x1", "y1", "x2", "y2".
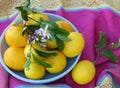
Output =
[
  {"x1": 15, "y1": 0, "x2": 71, "y2": 69},
  {"x1": 94, "y1": 32, "x2": 120, "y2": 63},
  {"x1": 110, "y1": 39, "x2": 120, "y2": 49},
  {"x1": 16, "y1": 0, "x2": 32, "y2": 21}
]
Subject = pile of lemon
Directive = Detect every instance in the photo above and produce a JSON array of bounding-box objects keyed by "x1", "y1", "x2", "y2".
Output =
[{"x1": 3, "y1": 12, "x2": 95, "y2": 85}]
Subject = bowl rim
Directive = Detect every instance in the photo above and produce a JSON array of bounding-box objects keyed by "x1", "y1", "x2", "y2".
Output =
[{"x1": 0, "y1": 13, "x2": 81, "y2": 83}]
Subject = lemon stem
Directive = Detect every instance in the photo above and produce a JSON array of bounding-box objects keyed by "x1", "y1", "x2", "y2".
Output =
[
  {"x1": 30, "y1": 43, "x2": 32, "y2": 51},
  {"x1": 29, "y1": 44, "x2": 32, "y2": 61},
  {"x1": 93, "y1": 45, "x2": 101, "y2": 64},
  {"x1": 93, "y1": 51, "x2": 100, "y2": 64}
]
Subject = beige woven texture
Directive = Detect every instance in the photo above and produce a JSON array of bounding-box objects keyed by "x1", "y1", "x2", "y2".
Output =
[{"x1": 0, "y1": 0, "x2": 120, "y2": 18}]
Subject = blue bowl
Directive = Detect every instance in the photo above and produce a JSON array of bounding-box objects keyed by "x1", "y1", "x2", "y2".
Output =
[{"x1": 0, "y1": 13, "x2": 81, "y2": 83}]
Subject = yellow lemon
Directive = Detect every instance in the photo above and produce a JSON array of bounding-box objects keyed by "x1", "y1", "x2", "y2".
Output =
[
  {"x1": 26, "y1": 12, "x2": 49, "y2": 26},
  {"x1": 24, "y1": 43, "x2": 46, "y2": 62},
  {"x1": 46, "y1": 38, "x2": 57, "y2": 49},
  {"x1": 5, "y1": 24, "x2": 28, "y2": 47},
  {"x1": 44, "y1": 51, "x2": 66, "y2": 74},
  {"x1": 24, "y1": 62, "x2": 45, "y2": 80},
  {"x1": 62, "y1": 32, "x2": 85, "y2": 58},
  {"x1": 4, "y1": 46, "x2": 27, "y2": 71},
  {"x1": 72, "y1": 60, "x2": 96, "y2": 85},
  {"x1": 56, "y1": 20, "x2": 74, "y2": 32}
]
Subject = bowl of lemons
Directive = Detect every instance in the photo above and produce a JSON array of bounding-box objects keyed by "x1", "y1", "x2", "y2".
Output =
[{"x1": 0, "y1": 12, "x2": 85, "y2": 83}]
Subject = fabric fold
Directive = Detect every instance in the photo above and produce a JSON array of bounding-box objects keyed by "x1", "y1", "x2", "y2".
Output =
[{"x1": 0, "y1": 64, "x2": 9, "y2": 88}]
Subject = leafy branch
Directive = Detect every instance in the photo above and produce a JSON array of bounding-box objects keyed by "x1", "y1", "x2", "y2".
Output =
[
  {"x1": 24, "y1": 44, "x2": 53, "y2": 69},
  {"x1": 110, "y1": 38, "x2": 120, "y2": 49},
  {"x1": 16, "y1": 0, "x2": 72, "y2": 69},
  {"x1": 16, "y1": 0, "x2": 71, "y2": 51},
  {"x1": 94, "y1": 32, "x2": 119, "y2": 63}
]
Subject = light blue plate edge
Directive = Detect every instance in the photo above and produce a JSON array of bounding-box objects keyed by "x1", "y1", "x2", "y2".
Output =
[{"x1": 16, "y1": 84, "x2": 72, "y2": 88}]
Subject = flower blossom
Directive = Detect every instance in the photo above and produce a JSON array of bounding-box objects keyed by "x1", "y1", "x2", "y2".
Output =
[{"x1": 27, "y1": 24, "x2": 52, "y2": 47}]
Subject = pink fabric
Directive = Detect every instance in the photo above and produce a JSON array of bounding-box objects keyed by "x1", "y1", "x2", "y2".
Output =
[
  {"x1": 0, "y1": 7, "x2": 120, "y2": 88},
  {"x1": 0, "y1": 64, "x2": 9, "y2": 88},
  {"x1": 0, "y1": 16, "x2": 17, "y2": 88}
]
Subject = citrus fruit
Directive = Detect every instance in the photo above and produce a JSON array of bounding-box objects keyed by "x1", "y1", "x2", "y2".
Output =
[
  {"x1": 24, "y1": 43, "x2": 46, "y2": 62},
  {"x1": 62, "y1": 32, "x2": 85, "y2": 58},
  {"x1": 5, "y1": 24, "x2": 28, "y2": 47},
  {"x1": 24, "y1": 62, "x2": 45, "y2": 80},
  {"x1": 44, "y1": 51, "x2": 66, "y2": 74},
  {"x1": 72, "y1": 60, "x2": 96, "y2": 85},
  {"x1": 56, "y1": 20, "x2": 74, "y2": 32},
  {"x1": 4, "y1": 46, "x2": 27, "y2": 71},
  {"x1": 46, "y1": 37, "x2": 57, "y2": 49},
  {"x1": 26, "y1": 12, "x2": 49, "y2": 26}
]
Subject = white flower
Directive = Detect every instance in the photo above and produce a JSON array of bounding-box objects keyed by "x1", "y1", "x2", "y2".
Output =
[{"x1": 37, "y1": 24, "x2": 52, "y2": 40}]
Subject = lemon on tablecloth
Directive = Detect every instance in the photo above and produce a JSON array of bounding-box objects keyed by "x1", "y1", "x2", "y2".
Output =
[{"x1": 72, "y1": 60, "x2": 96, "y2": 85}]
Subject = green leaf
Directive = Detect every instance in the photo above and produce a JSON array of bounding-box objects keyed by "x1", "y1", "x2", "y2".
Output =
[
  {"x1": 24, "y1": 7, "x2": 32, "y2": 14},
  {"x1": 57, "y1": 28, "x2": 69, "y2": 37},
  {"x1": 55, "y1": 36, "x2": 64, "y2": 51},
  {"x1": 40, "y1": 21, "x2": 58, "y2": 30},
  {"x1": 98, "y1": 32, "x2": 107, "y2": 49},
  {"x1": 26, "y1": 25, "x2": 40, "y2": 32},
  {"x1": 33, "y1": 48, "x2": 57, "y2": 57},
  {"x1": 40, "y1": 21, "x2": 69, "y2": 35},
  {"x1": 40, "y1": 21, "x2": 70, "y2": 44},
  {"x1": 16, "y1": 6, "x2": 28, "y2": 21},
  {"x1": 49, "y1": 34, "x2": 56, "y2": 41},
  {"x1": 102, "y1": 49, "x2": 118, "y2": 63},
  {"x1": 56, "y1": 34, "x2": 71, "y2": 42},
  {"x1": 32, "y1": 54, "x2": 52, "y2": 68},
  {"x1": 22, "y1": 26, "x2": 27, "y2": 35},
  {"x1": 24, "y1": 59, "x2": 31, "y2": 68}
]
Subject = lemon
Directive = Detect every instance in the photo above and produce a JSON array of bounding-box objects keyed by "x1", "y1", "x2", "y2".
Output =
[
  {"x1": 24, "y1": 43, "x2": 46, "y2": 62},
  {"x1": 46, "y1": 38, "x2": 57, "y2": 49},
  {"x1": 4, "y1": 46, "x2": 27, "y2": 71},
  {"x1": 56, "y1": 20, "x2": 74, "y2": 32},
  {"x1": 24, "y1": 62, "x2": 45, "y2": 80},
  {"x1": 44, "y1": 51, "x2": 67, "y2": 74},
  {"x1": 62, "y1": 32, "x2": 85, "y2": 58},
  {"x1": 26, "y1": 12, "x2": 49, "y2": 26},
  {"x1": 5, "y1": 24, "x2": 28, "y2": 47},
  {"x1": 72, "y1": 60, "x2": 96, "y2": 85}
]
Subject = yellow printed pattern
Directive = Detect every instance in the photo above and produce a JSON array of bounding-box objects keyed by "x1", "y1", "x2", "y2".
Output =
[
  {"x1": 0, "y1": 0, "x2": 120, "y2": 19},
  {"x1": 95, "y1": 76, "x2": 113, "y2": 88}
]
